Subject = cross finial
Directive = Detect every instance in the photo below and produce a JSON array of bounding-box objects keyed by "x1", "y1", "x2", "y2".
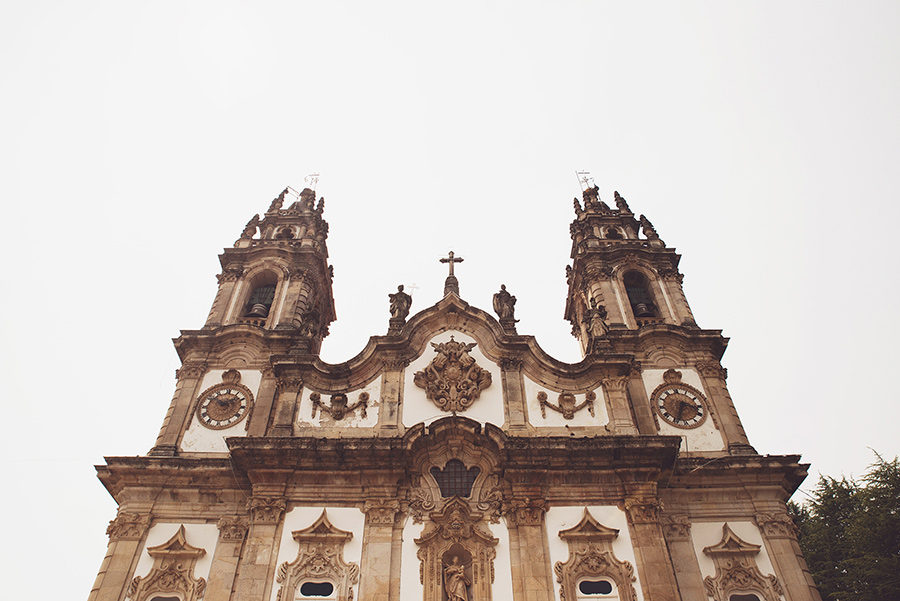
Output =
[{"x1": 439, "y1": 251, "x2": 464, "y2": 296}]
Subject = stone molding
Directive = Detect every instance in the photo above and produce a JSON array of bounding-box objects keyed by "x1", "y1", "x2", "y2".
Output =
[
  {"x1": 107, "y1": 512, "x2": 151, "y2": 541},
  {"x1": 247, "y1": 496, "x2": 286, "y2": 524},
  {"x1": 363, "y1": 499, "x2": 400, "y2": 525},
  {"x1": 217, "y1": 516, "x2": 249, "y2": 541}
]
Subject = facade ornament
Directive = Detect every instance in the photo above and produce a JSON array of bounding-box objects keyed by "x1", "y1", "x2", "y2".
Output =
[
  {"x1": 565, "y1": 265, "x2": 575, "y2": 286},
  {"x1": 623, "y1": 497, "x2": 662, "y2": 524},
  {"x1": 268, "y1": 187, "x2": 289, "y2": 212},
  {"x1": 476, "y1": 473, "x2": 506, "y2": 523},
  {"x1": 413, "y1": 337, "x2": 492, "y2": 413},
  {"x1": 573, "y1": 196, "x2": 583, "y2": 217},
  {"x1": 363, "y1": 499, "x2": 401, "y2": 525},
  {"x1": 583, "y1": 297, "x2": 609, "y2": 346},
  {"x1": 755, "y1": 512, "x2": 799, "y2": 539},
  {"x1": 405, "y1": 477, "x2": 436, "y2": 523},
  {"x1": 613, "y1": 190, "x2": 631, "y2": 213},
  {"x1": 492, "y1": 284, "x2": 518, "y2": 331},
  {"x1": 310, "y1": 391, "x2": 368, "y2": 421},
  {"x1": 439, "y1": 250, "x2": 464, "y2": 297},
  {"x1": 106, "y1": 511, "x2": 151, "y2": 541},
  {"x1": 241, "y1": 214, "x2": 260, "y2": 239},
  {"x1": 125, "y1": 526, "x2": 207, "y2": 601},
  {"x1": 657, "y1": 266, "x2": 684, "y2": 282},
  {"x1": 216, "y1": 264, "x2": 244, "y2": 283},
  {"x1": 276, "y1": 377, "x2": 303, "y2": 394},
  {"x1": 695, "y1": 361, "x2": 728, "y2": 381},
  {"x1": 601, "y1": 376, "x2": 628, "y2": 394},
  {"x1": 660, "y1": 514, "x2": 692, "y2": 540},
  {"x1": 554, "y1": 509, "x2": 638, "y2": 601},
  {"x1": 247, "y1": 496, "x2": 286, "y2": 524},
  {"x1": 506, "y1": 498, "x2": 547, "y2": 526},
  {"x1": 702, "y1": 524, "x2": 784, "y2": 601},
  {"x1": 538, "y1": 391, "x2": 596, "y2": 420},
  {"x1": 415, "y1": 498, "x2": 498, "y2": 601},
  {"x1": 498, "y1": 357, "x2": 523, "y2": 371},
  {"x1": 175, "y1": 361, "x2": 208, "y2": 380},
  {"x1": 388, "y1": 284, "x2": 412, "y2": 333},
  {"x1": 275, "y1": 511, "x2": 359, "y2": 601},
  {"x1": 639, "y1": 214, "x2": 664, "y2": 246},
  {"x1": 216, "y1": 516, "x2": 249, "y2": 541}
]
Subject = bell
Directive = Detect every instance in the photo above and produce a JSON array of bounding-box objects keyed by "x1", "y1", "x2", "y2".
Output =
[
  {"x1": 634, "y1": 303, "x2": 654, "y2": 317},
  {"x1": 247, "y1": 303, "x2": 270, "y2": 318}
]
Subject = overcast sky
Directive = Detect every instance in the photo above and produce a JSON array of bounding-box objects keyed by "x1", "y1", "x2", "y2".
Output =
[{"x1": 2, "y1": 2, "x2": 899, "y2": 598}]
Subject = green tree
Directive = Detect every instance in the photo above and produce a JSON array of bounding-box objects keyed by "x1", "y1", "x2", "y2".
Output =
[{"x1": 789, "y1": 454, "x2": 900, "y2": 601}]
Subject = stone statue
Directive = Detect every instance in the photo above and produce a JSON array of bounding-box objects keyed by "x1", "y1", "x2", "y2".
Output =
[
  {"x1": 614, "y1": 191, "x2": 630, "y2": 212},
  {"x1": 389, "y1": 285, "x2": 412, "y2": 320},
  {"x1": 444, "y1": 556, "x2": 470, "y2": 601},
  {"x1": 241, "y1": 214, "x2": 260, "y2": 239},
  {"x1": 492, "y1": 284, "x2": 517, "y2": 320},
  {"x1": 585, "y1": 297, "x2": 609, "y2": 338}
]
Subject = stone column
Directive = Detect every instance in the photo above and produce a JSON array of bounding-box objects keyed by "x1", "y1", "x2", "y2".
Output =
[
  {"x1": 500, "y1": 359, "x2": 527, "y2": 430},
  {"x1": 88, "y1": 512, "x2": 150, "y2": 601},
  {"x1": 601, "y1": 376, "x2": 638, "y2": 434},
  {"x1": 246, "y1": 366, "x2": 277, "y2": 437},
  {"x1": 507, "y1": 499, "x2": 553, "y2": 601},
  {"x1": 270, "y1": 377, "x2": 302, "y2": 436},
  {"x1": 205, "y1": 266, "x2": 243, "y2": 327},
  {"x1": 626, "y1": 364, "x2": 658, "y2": 435},
  {"x1": 231, "y1": 497, "x2": 286, "y2": 600},
  {"x1": 204, "y1": 516, "x2": 249, "y2": 601},
  {"x1": 756, "y1": 512, "x2": 823, "y2": 601},
  {"x1": 623, "y1": 495, "x2": 682, "y2": 601},
  {"x1": 358, "y1": 499, "x2": 401, "y2": 601},
  {"x1": 149, "y1": 361, "x2": 207, "y2": 456},
  {"x1": 659, "y1": 270, "x2": 697, "y2": 327},
  {"x1": 694, "y1": 362, "x2": 752, "y2": 452},
  {"x1": 376, "y1": 360, "x2": 406, "y2": 430},
  {"x1": 660, "y1": 515, "x2": 706, "y2": 600}
]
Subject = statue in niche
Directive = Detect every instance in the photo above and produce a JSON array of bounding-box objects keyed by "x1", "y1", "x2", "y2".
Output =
[
  {"x1": 241, "y1": 214, "x2": 260, "y2": 239},
  {"x1": 444, "y1": 556, "x2": 470, "y2": 601},
  {"x1": 389, "y1": 284, "x2": 412, "y2": 320},
  {"x1": 584, "y1": 297, "x2": 608, "y2": 338},
  {"x1": 492, "y1": 284, "x2": 517, "y2": 321}
]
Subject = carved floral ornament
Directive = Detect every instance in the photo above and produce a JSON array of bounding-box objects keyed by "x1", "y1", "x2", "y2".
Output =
[
  {"x1": 413, "y1": 337, "x2": 493, "y2": 413},
  {"x1": 311, "y1": 391, "x2": 368, "y2": 421},
  {"x1": 107, "y1": 511, "x2": 151, "y2": 541},
  {"x1": 538, "y1": 390, "x2": 596, "y2": 420},
  {"x1": 554, "y1": 509, "x2": 638, "y2": 601},
  {"x1": 247, "y1": 496, "x2": 286, "y2": 524},
  {"x1": 126, "y1": 526, "x2": 207, "y2": 601},
  {"x1": 275, "y1": 511, "x2": 359, "y2": 601},
  {"x1": 702, "y1": 524, "x2": 783, "y2": 601}
]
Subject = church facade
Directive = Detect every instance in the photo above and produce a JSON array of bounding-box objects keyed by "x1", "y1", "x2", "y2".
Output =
[{"x1": 89, "y1": 185, "x2": 821, "y2": 601}]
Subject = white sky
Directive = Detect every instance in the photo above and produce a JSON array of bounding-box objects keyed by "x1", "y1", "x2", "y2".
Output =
[{"x1": 2, "y1": 2, "x2": 899, "y2": 598}]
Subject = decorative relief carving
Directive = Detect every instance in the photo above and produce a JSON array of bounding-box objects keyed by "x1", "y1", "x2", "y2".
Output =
[
  {"x1": 126, "y1": 526, "x2": 207, "y2": 601},
  {"x1": 554, "y1": 509, "x2": 638, "y2": 601},
  {"x1": 217, "y1": 516, "x2": 248, "y2": 541},
  {"x1": 275, "y1": 511, "x2": 359, "y2": 601},
  {"x1": 506, "y1": 498, "x2": 547, "y2": 526},
  {"x1": 216, "y1": 264, "x2": 244, "y2": 283},
  {"x1": 175, "y1": 361, "x2": 208, "y2": 380},
  {"x1": 498, "y1": 357, "x2": 523, "y2": 370},
  {"x1": 276, "y1": 377, "x2": 303, "y2": 393},
  {"x1": 601, "y1": 376, "x2": 629, "y2": 393},
  {"x1": 404, "y1": 479, "x2": 436, "y2": 524},
  {"x1": 661, "y1": 514, "x2": 692, "y2": 540},
  {"x1": 696, "y1": 361, "x2": 728, "y2": 381},
  {"x1": 311, "y1": 392, "x2": 368, "y2": 421},
  {"x1": 476, "y1": 473, "x2": 506, "y2": 523},
  {"x1": 107, "y1": 512, "x2": 150, "y2": 541},
  {"x1": 363, "y1": 499, "x2": 400, "y2": 525},
  {"x1": 755, "y1": 512, "x2": 799, "y2": 539},
  {"x1": 415, "y1": 498, "x2": 498, "y2": 601},
  {"x1": 247, "y1": 496, "x2": 286, "y2": 524},
  {"x1": 413, "y1": 337, "x2": 492, "y2": 413},
  {"x1": 538, "y1": 390, "x2": 596, "y2": 420},
  {"x1": 623, "y1": 497, "x2": 662, "y2": 524},
  {"x1": 702, "y1": 524, "x2": 783, "y2": 601}
]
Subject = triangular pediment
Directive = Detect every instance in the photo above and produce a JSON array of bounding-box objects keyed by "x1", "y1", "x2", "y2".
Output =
[
  {"x1": 146, "y1": 525, "x2": 206, "y2": 560},
  {"x1": 292, "y1": 509, "x2": 353, "y2": 544},
  {"x1": 703, "y1": 523, "x2": 761, "y2": 557},
  {"x1": 558, "y1": 508, "x2": 620, "y2": 542}
]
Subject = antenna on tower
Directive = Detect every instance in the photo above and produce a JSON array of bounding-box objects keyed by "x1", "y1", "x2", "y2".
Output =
[
  {"x1": 304, "y1": 173, "x2": 320, "y2": 191},
  {"x1": 575, "y1": 170, "x2": 594, "y2": 191}
]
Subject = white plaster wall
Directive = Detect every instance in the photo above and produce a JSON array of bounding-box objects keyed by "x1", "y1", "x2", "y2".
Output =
[
  {"x1": 489, "y1": 520, "x2": 515, "y2": 599},
  {"x1": 296, "y1": 376, "x2": 382, "y2": 429},
  {"x1": 640, "y1": 368, "x2": 725, "y2": 452},
  {"x1": 690, "y1": 521, "x2": 781, "y2": 597},
  {"x1": 399, "y1": 517, "x2": 426, "y2": 600},
  {"x1": 133, "y1": 522, "x2": 219, "y2": 584},
  {"x1": 270, "y1": 506, "x2": 366, "y2": 601},
  {"x1": 180, "y1": 369, "x2": 262, "y2": 453},
  {"x1": 523, "y1": 376, "x2": 609, "y2": 428},
  {"x1": 545, "y1": 506, "x2": 645, "y2": 601},
  {"x1": 402, "y1": 331, "x2": 505, "y2": 428}
]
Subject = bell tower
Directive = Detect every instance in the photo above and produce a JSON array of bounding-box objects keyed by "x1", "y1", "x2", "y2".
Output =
[{"x1": 565, "y1": 185, "x2": 697, "y2": 356}]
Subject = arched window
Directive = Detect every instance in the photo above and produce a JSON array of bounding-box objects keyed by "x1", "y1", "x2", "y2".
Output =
[
  {"x1": 623, "y1": 271, "x2": 658, "y2": 319},
  {"x1": 244, "y1": 283, "x2": 276, "y2": 318},
  {"x1": 430, "y1": 459, "x2": 480, "y2": 497}
]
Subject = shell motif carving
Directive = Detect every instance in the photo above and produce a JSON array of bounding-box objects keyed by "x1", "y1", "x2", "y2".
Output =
[{"x1": 414, "y1": 337, "x2": 492, "y2": 413}]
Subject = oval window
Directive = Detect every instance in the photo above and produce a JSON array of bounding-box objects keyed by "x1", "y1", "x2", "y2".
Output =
[
  {"x1": 579, "y1": 579, "x2": 613, "y2": 595},
  {"x1": 299, "y1": 581, "x2": 334, "y2": 597},
  {"x1": 729, "y1": 595, "x2": 761, "y2": 601}
]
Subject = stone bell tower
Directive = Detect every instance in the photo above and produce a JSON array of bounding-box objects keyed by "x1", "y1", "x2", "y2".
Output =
[{"x1": 565, "y1": 185, "x2": 697, "y2": 356}]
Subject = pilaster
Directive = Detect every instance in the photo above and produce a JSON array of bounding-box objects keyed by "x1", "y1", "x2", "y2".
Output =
[
  {"x1": 694, "y1": 362, "x2": 752, "y2": 452},
  {"x1": 601, "y1": 376, "x2": 639, "y2": 434},
  {"x1": 88, "y1": 512, "x2": 150, "y2": 601},
  {"x1": 231, "y1": 496, "x2": 286, "y2": 600},
  {"x1": 623, "y1": 495, "x2": 681, "y2": 601},
  {"x1": 500, "y1": 358, "x2": 527, "y2": 430},
  {"x1": 204, "y1": 516, "x2": 249, "y2": 601},
  {"x1": 270, "y1": 377, "x2": 302, "y2": 436},
  {"x1": 359, "y1": 499, "x2": 401, "y2": 601},
  {"x1": 376, "y1": 359, "x2": 406, "y2": 430},
  {"x1": 660, "y1": 515, "x2": 705, "y2": 600},
  {"x1": 506, "y1": 499, "x2": 553, "y2": 601},
  {"x1": 756, "y1": 511, "x2": 822, "y2": 601},
  {"x1": 149, "y1": 361, "x2": 207, "y2": 456},
  {"x1": 626, "y1": 365, "x2": 658, "y2": 435},
  {"x1": 246, "y1": 366, "x2": 277, "y2": 437}
]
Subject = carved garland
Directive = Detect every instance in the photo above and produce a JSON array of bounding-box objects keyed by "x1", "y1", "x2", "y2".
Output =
[
  {"x1": 126, "y1": 526, "x2": 207, "y2": 601},
  {"x1": 554, "y1": 509, "x2": 638, "y2": 601},
  {"x1": 275, "y1": 511, "x2": 359, "y2": 601}
]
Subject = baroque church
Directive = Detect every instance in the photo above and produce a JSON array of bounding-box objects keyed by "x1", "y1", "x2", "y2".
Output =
[{"x1": 89, "y1": 185, "x2": 821, "y2": 601}]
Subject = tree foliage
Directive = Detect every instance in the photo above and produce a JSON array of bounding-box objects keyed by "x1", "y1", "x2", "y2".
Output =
[{"x1": 789, "y1": 454, "x2": 900, "y2": 601}]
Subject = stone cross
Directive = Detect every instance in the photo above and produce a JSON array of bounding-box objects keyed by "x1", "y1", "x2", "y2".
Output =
[{"x1": 440, "y1": 251, "x2": 464, "y2": 297}]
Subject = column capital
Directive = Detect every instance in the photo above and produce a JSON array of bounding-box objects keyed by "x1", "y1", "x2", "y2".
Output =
[
  {"x1": 247, "y1": 497, "x2": 286, "y2": 525},
  {"x1": 506, "y1": 498, "x2": 547, "y2": 526},
  {"x1": 217, "y1": 516, "x2": 249, "y2": 541},
  {"x1": 106, "y1": 511, "x2": 151, "y2": 541},
  {"x1": 756, "y1": 511, "x2": 799, "y2": 539},
  {"x1": 623, "y1": 497, "x2": 662, "y2": 524},
  {"x1": 362, "y1": 499, "x2": 401, "y2": 525}
]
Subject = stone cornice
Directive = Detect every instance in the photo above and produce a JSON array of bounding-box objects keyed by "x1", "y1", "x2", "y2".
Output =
[{"x1": 668, "y1": 455, "x2": 809, "y2": 497}]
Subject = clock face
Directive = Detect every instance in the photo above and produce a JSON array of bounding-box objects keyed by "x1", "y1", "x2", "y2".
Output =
[
  {"x1": 196, "y1": 384, "x2": 251, "y2": 430},
  {"x1": 653, "y1": 385, "x2": 707, "y2": 429}
]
